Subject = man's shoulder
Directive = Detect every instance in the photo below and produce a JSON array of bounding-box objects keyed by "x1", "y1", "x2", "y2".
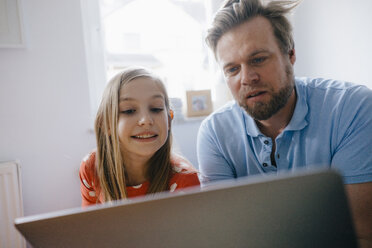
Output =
[
  {"x1": 296, "y1": 77, "x2": 372, "y2": 105},
  {"x1": 202, "y1": 101, "x2": 241, "y2": 124},
  {"x1": 198, "y1": 101, "x2": 244, "y2": 137},
  {"x1": 296, "y1": 77, "x2": 370, "y2": 94},
  {"x1": 295, "y1": 77, "x2": 372, "y2": 129}
]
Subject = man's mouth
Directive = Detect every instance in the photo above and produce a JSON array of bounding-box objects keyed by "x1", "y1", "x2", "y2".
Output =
[{"x1": 247, "y1": 91, "x2": 266, "y2": 99}]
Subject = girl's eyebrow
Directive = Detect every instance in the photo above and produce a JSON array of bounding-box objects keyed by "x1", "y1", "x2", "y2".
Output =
[
  {"x1": 119, "y1": 97, "x2": 135, "y2": 102},
  {"x1": 119, "y1": 94, "x2": 164, "y2": 102},
  {"x1": 151, "y1": 94, "x2": 165, "y2": 100}
]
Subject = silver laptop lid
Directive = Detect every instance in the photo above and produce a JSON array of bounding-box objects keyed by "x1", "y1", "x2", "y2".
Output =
[{"x1": 15, "y1": 169, "x2": 357, "y2": 248}]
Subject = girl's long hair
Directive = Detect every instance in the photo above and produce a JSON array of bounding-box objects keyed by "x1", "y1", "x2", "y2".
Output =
[{"x1": 94, "y1": 67, "x2": 173, "y2": 202}]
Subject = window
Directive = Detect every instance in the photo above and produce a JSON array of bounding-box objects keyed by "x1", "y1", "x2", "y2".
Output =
[
  {"x1": 100, "y1": 0, "x2": 224, "y2": 100},
  {"x1": 81, "y1": 0, "x2": 231, "y2": 119}
]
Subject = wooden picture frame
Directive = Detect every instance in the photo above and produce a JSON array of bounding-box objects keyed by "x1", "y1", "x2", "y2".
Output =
[
  {"x1": 0, "y1": 0, "x2": 25, "y2": 48},
  {"x1": 186, "y1": 90, "x2": 213, "y2": 117}
]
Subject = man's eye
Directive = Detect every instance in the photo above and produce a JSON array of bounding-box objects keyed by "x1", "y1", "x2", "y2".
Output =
[
  {"x1": 251, "y1": 57, "x2": 267, "y2": 65},
  {"x1": 225, "y1": 66, "x2": 239, "y2": 75},
  {"x1": 151, "y1": 108, "x2": 164, "y2": 113},
  {"x1": 121, "y1": 109, "x2": 135, "y2": 114}
]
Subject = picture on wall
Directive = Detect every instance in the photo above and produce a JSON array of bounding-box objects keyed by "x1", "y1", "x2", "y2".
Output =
[{"x1": 186, "y1": 90, "x2": 213, "y2": 117}]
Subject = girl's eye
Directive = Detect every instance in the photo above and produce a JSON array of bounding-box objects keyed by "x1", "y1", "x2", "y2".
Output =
[
  {"x1": 121, "y1": 109, "x2": 135, "y2": 115},
  {"x1": 151, "y1": 108, "x2": 164, "y2": 113}
]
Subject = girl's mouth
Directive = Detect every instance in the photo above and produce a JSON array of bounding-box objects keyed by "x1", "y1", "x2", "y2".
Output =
[{"x1": 132, "y1": 134, "x2": 157, "y2": 139}]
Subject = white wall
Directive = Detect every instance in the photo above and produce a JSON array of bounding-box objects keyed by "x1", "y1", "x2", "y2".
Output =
[
  {"x1": 173, "y1": 119, "x2": 203, "y2": 169},
  {"x1": 293, "y1": 0, "x2": 372, "y2": 88},
  {"x1": 1, "y1": 0, "x2": 371, "y2": 218},
  {"x1": 0, "y1": 0, "x2": 96, "y2": 215}
]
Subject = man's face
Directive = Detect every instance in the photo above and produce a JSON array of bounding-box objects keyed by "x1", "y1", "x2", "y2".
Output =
[{"x1": 216, "y1": 16, "x2": 296, "y2": 121}]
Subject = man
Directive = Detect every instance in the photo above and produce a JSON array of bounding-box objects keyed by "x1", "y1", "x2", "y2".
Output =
[{"x1": 197, "y1": 0, "x2": 372, "y2": 247}]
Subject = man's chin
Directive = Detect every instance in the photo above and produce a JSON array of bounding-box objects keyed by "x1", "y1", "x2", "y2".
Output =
[
  {"x1": 245, "y1": 110, "x2": 273, "y2": 121},
  {"x1": 241, "y1": 103, "x2": 276, "y2": 121}
]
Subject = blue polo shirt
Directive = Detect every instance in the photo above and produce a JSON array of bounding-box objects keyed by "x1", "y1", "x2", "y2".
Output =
[{"x1": 197, "y1": 77, "x2": 372, "y2": 184}]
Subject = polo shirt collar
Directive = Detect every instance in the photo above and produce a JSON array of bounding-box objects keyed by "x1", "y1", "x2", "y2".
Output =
[
  {"x1": 242, "y1": 78, "x2": 309, "y2": 137},
  {"x1": 242, "y1": 110, "x2": 261, "y2": 137},
  {"x1": 285, "y1": 78, "x2": 308, "y2": 131}
]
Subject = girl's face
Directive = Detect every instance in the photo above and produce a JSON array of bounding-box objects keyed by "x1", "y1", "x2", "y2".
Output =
[{"x1": 117, "y1": 77, "x2": 169, "y2": 160}]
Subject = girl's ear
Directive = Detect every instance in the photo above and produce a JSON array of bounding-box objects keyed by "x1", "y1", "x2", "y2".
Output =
[
  {"x1": 168, "y1": 109, "x2": 174, "y2": 131},
  {"x1": 169, "y1": 109, "x2": 174, "y2": 120}
]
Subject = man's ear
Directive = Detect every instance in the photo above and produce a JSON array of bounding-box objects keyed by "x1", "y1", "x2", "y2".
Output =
[{"x1": 289, "y1": 49, "x2": 296, "y2": 65}]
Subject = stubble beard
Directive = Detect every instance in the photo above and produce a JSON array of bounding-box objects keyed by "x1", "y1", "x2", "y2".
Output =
[{"x1": 239, "y1": 64, "x2": 295, "y2": 121}]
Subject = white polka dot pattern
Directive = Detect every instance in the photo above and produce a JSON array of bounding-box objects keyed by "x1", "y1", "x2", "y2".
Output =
[
  {"x1": 82, "y1": 179, "x2": 91, "y2": 189},
  {"x1": 82, "y1": 154, "x2": 90, "y2": 162},
  {"x1": 170, "y1": 183, "x2": 177, "y2": 192},
  {"x1": 88, "y1": 191, "x2": 96, "y2": 197}
]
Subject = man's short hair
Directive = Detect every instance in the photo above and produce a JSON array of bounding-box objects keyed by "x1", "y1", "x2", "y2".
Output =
[{"x1": 206, "y1": 0, "x2": 299, "y2": 57}]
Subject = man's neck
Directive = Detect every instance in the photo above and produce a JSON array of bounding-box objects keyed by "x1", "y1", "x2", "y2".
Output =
[{"x1": 256, "y1": 89, "x2": 297, "y2": 140}]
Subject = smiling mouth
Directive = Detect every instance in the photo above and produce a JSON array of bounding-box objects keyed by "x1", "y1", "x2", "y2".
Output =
[
  {"x1": 131, "y1": 134, "x2": 158, "y2": 139},
  {"x1": 247, "y1": 91, "x2": 266, "y2": 98}
]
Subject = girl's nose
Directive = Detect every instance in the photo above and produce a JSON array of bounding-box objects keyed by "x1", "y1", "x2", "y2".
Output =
[{"x1": 138, "y1": 111, "x2": 154, "y2": 126}]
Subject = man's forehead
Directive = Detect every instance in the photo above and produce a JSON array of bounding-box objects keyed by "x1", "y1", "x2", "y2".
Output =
[{"x1": 216, "y1": 17, "x2": 278, "y2": 63}]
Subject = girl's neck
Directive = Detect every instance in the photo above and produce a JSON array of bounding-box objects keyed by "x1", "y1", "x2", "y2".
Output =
[{"x1": 122, "y1": 153, "x2": 149, "y2": 186}]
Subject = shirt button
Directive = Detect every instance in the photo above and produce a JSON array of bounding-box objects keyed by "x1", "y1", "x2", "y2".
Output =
[
  {"x1": 277, "y1": 154, "x2": 280, "y2": 159},
  {"x1": 264, "y1": 140, "x2": 269, "y2": 145},
  {"x1": 263, "y1": 163, "x2": 268, "y2": 167}
]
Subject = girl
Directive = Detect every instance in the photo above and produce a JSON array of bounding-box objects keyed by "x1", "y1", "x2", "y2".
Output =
[{"x1": 79, "y1": 67, "x2": 200, "y2": 206}]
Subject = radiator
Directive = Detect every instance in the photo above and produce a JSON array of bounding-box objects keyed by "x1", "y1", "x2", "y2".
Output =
[{"x1": 0, "y1": 161, "x2": 25, "y2": 248}]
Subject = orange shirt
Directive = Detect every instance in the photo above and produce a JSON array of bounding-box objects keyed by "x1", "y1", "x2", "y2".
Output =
[{"x1": 79, "y1": 151, "x2": 200, "y2": 207}]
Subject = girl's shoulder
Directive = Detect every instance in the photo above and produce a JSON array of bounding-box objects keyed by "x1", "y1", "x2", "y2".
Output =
[
  {"x1": 79, "y1": 150, "x2": 101, "y2": 206},
  {"x1": 80, "y1": 150, "x2": 97, "y2": 175},
  {"x1": 169, "y1": 154, "x2": 200, "y2": 191},
  {"x1": 79, "y1": 151, "x2": 100, "y2": 192},
  {"x1": 170, "y1": 153, "x2": 197, "y2": 173}
]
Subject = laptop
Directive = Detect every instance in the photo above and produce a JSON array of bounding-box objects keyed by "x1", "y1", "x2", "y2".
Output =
[{"x1": 14, "y1": 169, "x2": 357, "y2": 248}]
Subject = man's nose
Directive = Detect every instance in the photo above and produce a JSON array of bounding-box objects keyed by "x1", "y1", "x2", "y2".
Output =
[
  {"x1": 138, "y1": 111, "x2": 154, "y2": 126},
  {"x1": 240, "y1": 65, "x2": 259, "y2": 85}
]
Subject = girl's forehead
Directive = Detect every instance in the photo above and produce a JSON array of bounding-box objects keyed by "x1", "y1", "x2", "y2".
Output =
[{"x1": 119, "y1": 77, "x2": 165, "y2": 100}]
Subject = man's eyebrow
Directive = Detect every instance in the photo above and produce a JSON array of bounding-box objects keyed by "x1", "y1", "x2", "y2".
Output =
[{"x1": 249, "y1": 49, "x2": 270, "y2": 57}]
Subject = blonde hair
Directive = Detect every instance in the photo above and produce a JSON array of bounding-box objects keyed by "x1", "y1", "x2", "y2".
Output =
[
  {"x1": 94, "y1": 67, "x2": 173, "y2": 202},
  {"x1": 206, "y1": 0, "x2": 300, "y2": 56}
]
